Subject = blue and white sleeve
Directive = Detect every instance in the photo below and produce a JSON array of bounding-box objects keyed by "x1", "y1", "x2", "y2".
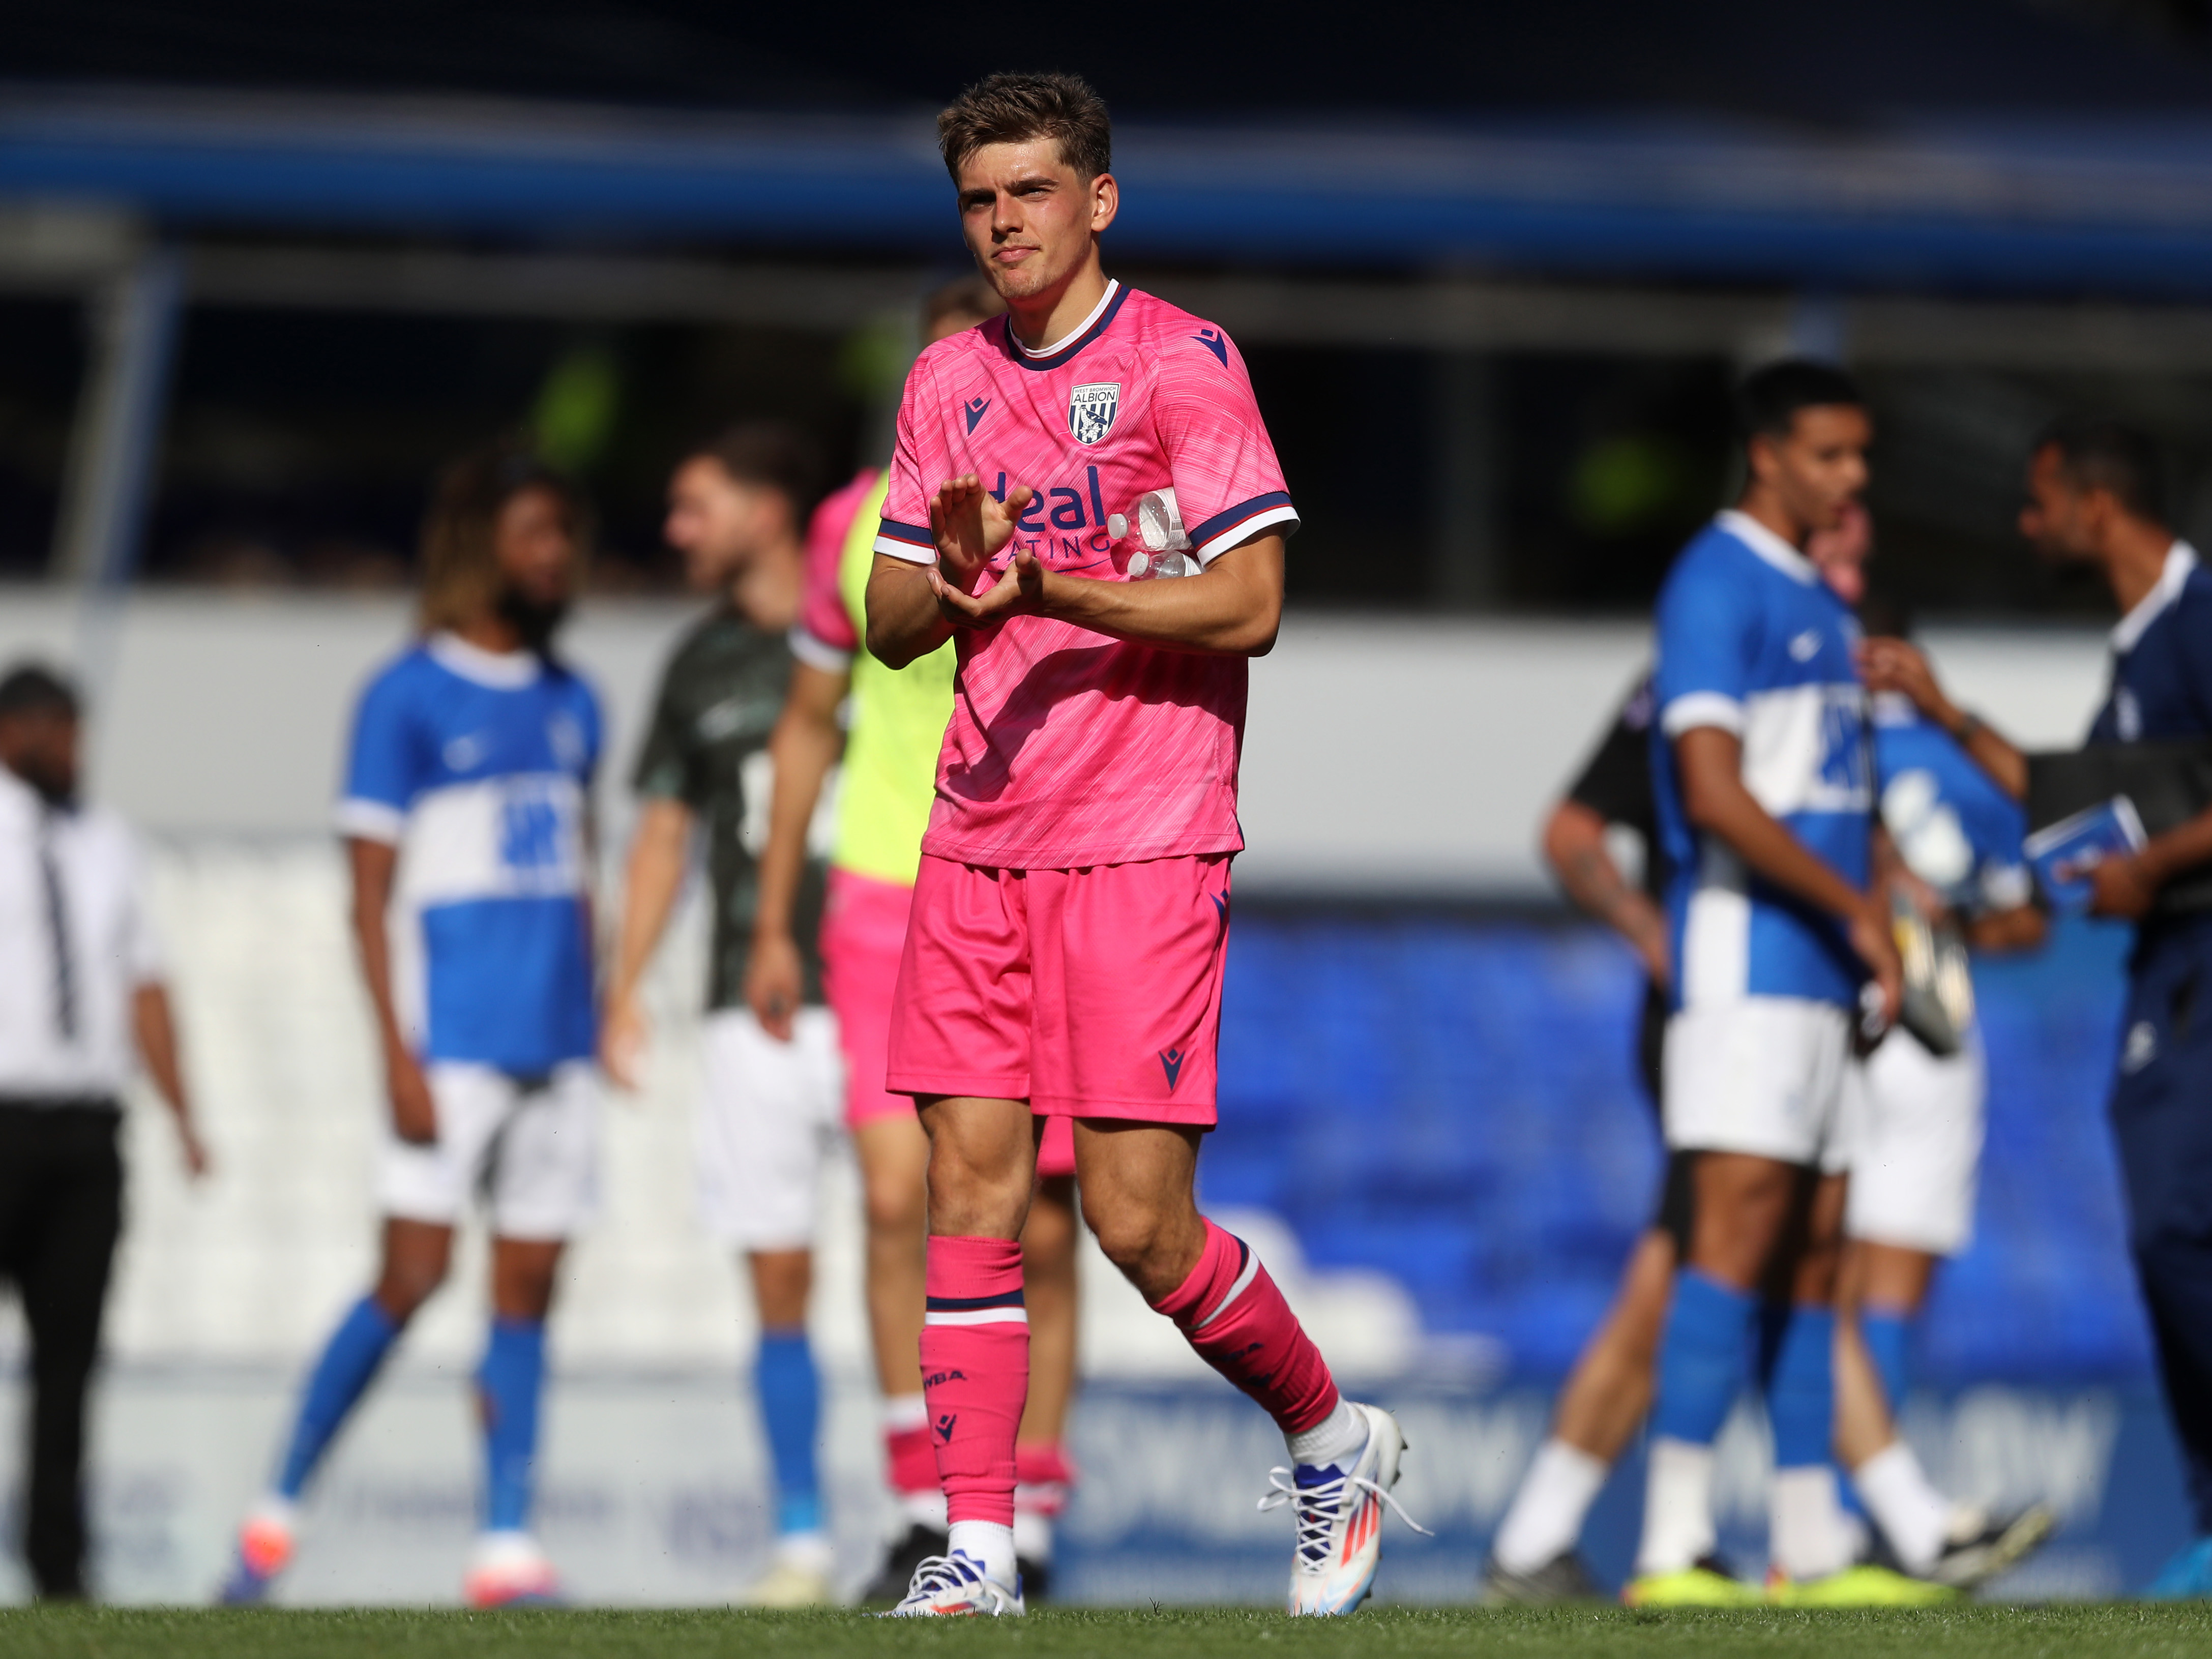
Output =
[
  {"x1": 334, "y1": 669, "x2": 416, "y2": 844},
  {"x1": 1654, "y1": 557, "x2": 1756, "y2": 740}
]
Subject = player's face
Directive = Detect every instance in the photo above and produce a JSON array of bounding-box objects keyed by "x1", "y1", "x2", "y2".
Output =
[
  {"x1": 664, "y1": 458, "x2": 787, "y2": 591},
  {"x1": 492, "y1": 484, "x2": 579, "y2": 610},
  {"x1": 0, "y1": 710, "x2": 79, "y2": 807},
  {"x1": 1752, "y1": 404, "x2": 1871, "y2": 536},
  {"x1": 2019, "y1": 443, "x2": 2101, "y2": 563},
  {"x1": 954, "y1": 140, "x2": 1116, "y2": 306}
]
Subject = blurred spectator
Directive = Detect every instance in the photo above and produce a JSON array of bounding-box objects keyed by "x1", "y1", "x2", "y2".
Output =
[{"x1": 0, "y1": 662, "x2": 205, "y2": 1600}]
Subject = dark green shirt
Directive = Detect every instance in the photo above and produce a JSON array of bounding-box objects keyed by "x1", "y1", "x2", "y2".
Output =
[{"x1": 632, "y1": 606, "x2": 827, "y2": 1010}]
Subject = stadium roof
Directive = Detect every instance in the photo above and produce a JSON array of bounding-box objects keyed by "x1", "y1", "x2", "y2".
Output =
[{"x1": 8, "y1": 0, "x2": 2212, "y2": 295}]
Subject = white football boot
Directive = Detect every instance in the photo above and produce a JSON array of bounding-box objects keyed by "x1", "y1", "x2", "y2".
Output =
[
  {"x1": 878, "y1": 1549, "x2": 1025, "y2": 1617},
  {"x1": 463, "y1": 1530, "x2": 562, "y2": 1607},
  {"x1": 1260, "y1": 1401, "x2": 1426, "y2": 1615}
]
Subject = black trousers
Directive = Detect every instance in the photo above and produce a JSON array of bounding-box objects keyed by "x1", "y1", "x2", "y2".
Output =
[
  {"x1": 0, "y1": 1102, "x2": 122, "y2": 1598},
  {"x1": 2112, "y1": 914, "x2": 2212, "y2": 1537}
]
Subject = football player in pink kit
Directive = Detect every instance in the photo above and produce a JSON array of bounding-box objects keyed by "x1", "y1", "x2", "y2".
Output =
[{"x1": 866, "y1": 72, "x2": 1414, "y2": 1618}]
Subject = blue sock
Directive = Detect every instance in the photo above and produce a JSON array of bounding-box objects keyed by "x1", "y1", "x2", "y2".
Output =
[
  {"x1": 1766, "y1": 1303, "x2": 1837, "y2": 1470},
  {"x1": 1861, "y1": 1308, "x2": 1912, "y2": 1419},
  {"x1": 756, "y1": 1328, "x2": 823, "y2": 1536},
  {"x1": 276, "y1": 1294, "x2": 400, "y2": 1499},
  {"x1": 1652, "y1": 1269, "x2": 1757, "y2": 1445},
  {"x1": 476, "y1": 1318, "x2": 546, "y2": 1533}
]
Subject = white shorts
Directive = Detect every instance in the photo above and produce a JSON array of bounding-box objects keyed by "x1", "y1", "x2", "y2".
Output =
[
  {"x1": 1843, "y1": 1026, "x2": 1986, "y2": 1257},
  {"x1": 376, "y1": 1061, "x2": 601, "y2": 1240},
  {"x1": 695, "y1": 1006, "x2": 845, "y2": 1251},
  {"x1": 1663, "y1": 997, "x2": 1853, "y2": 1173}
]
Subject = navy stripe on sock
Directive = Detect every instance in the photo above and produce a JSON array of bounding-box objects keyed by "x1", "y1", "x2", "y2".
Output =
[{"x1": 925, "y1": 1290, "x2": 1027, "y2": 1312}]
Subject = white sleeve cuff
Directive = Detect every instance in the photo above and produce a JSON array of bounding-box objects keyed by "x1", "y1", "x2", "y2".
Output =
[
  {"x1": 1659, "y1": 692, "x2": 1745, "y2": 738},
  {"x1": 873, "y1": 534, "x2": 934, "y2": 565},
  {"x1": 1981, "y1": 862, "x2": 2034, "y2": 912},
  {"x1": 1195, "y1": 505, "x2": 1301, "y2": 566},
  {"x1": 789, "y1": 625, "x2": 853, "y2": 673},
  {"x1": 335, "y1": 797, "x2": 405, "y2": 844}
]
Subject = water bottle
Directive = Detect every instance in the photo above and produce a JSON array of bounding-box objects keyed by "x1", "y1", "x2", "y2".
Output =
[{"x1": 1125, "y1": 488, "x2": 1191, "y2": 580}]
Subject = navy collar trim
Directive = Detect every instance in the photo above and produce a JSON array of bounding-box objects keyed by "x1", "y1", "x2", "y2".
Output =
[{"x1": 998, "y1": 283, "x2": 1133, "y2": 373}]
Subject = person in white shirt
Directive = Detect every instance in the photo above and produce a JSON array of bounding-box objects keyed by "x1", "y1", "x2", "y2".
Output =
[{"x1": 0, "y1": 662, "x2": 204, "y2": 1599}]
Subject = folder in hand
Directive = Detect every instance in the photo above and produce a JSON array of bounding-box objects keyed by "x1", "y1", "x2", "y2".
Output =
[{"x1": 2022, "y1": 796, "x2": 2148, "y2": 912}]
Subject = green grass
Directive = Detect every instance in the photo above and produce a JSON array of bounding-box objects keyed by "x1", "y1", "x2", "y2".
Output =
[{"x1": 0, "y1": 1606, "x2": 2209, "y2": 1659}]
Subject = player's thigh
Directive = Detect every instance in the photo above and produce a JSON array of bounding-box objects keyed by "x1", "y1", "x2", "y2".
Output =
[
  {"x1": 1847, "y1": 1027, "x2": 1987, "y2": 1258},
  {"x1": 1664, "y1": 997, "x2": 1851, "y2": 1167},
  {"x1": 485, "y1": 1062, "x2": 601, "y2": 1243},
  {"x1": 1030, "y1": 854, "x2": 1231, "y2": 1127},
  {"x1": 696, "y1": 1008, "x2": 836, "y2": 1252},
  {"x1": 917, "y1": 1094, "x2": 1037, "y2": 1239},
  {"x1": 377, "y1": 1063, "x2": 512, "y2": 1227},
  {"x1": 885, "y1": 857, "x2": 1033, "y2": 1104}
]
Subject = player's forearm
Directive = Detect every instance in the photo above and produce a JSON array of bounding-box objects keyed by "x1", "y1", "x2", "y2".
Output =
[
  {"x1": 1544, "y1": 802, "x2": 1668, "y2": 965},
  {"x1": 1966, "y1": 904, "x2": 2048, "y2": 954},
  {"x1": 345, "y1": 838, "x2": 409, "y2": 1055},
  {"x1": 1925, "y1": 709, "x2": 2027, "y2": 803},
  {"x1": 1903, "y1": 673, "x2": 2027, "y2": 800},
  {"x1": 1690, "y1": 776, "x2": 1869, "y2": 923},
  {"x1": 1035, "y1": 536, "x2": 1283, "y2": 656},
  {"x1": 754, "y1": 677, "x2": 845, "y2": 939},
  {"x1": 2138, "y1": 805, "x2": 2212, "y2": 892},
  {"x1": 131, "y1": 983, "x2": 192, "y2": 1119},
  {"x1": 609, "y1": 802, "x2": 691, "y2": 1002},
  {"x1": 867, "y1": 558, "x2": 956, "y2": 668}
]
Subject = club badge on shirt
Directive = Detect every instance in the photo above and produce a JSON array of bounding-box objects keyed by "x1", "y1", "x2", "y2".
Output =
[{"x1": 1068, "y1": 381, "x2": 1121, "y2": 446}]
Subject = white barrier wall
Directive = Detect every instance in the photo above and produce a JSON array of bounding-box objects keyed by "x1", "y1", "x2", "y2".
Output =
[{"x1": 0, "y1": 588, "x2": 2119, "y2": 894}]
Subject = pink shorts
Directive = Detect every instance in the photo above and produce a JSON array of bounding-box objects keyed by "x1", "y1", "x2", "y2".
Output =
[
  {"x1": 886, "y1": 852, "x2": 1231, "y2": 1129},
  {"x1": 823, "y1": 866, "x2": 1077, "y2": 1176},
  {"x1": 821, "y1": 867, "x2": 921, "y2": 1132}
]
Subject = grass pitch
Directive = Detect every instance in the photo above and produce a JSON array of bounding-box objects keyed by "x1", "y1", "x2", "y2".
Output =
[{"x1": 0, "y1": 1606, "x2": 2208, "y2": 1659}]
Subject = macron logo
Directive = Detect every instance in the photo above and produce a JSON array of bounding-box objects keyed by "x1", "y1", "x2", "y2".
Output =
[
  {"x1": 1789, "y1": 629, "x2": 1822, "y2": 662},
  {"x1": 964, "y1": 396, "x2": 990, "y2": 434},
  {"x1": 1160, "y1": 1048, "x2": 1187, "y2": 1092},
  {"x1": 1193, "y1": 329, "x2": 1229, "y2": 367},
  {"x1": 934, "y1": 1412, "x2": 958, "y2": 1444}
]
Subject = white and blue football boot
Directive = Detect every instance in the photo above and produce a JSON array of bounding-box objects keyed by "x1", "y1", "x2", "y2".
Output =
[
  {"x1": 1260, "y1": 1401, "x2": 1426, "y2": 1615},
  {"x1": 878, "y1": 1549, "x2": 1025, "y2": 1617}
]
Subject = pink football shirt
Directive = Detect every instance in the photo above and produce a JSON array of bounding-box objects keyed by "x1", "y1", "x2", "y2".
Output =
[
  {"x1": 875, "y1": 282, "x2": 1299, "y2": 869},
  {"x1": 793, "y1": 467, "x2": 879, "y2": 666}
]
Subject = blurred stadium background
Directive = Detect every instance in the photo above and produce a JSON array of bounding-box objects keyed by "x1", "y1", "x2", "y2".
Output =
[{"x1": 1, "y1": 0, "x2": 2209, "y2": 1606}]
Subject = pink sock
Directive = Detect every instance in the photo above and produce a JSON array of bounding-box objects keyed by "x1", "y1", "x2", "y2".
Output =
[
  {"x1": 886, "y1": 1420, "x2": 938, "y2": 1499},
  {"x1": 921, "y1": 1236, "x2": 1028, "y2": 1528},
  {"x1": 1015, "y1": 1440, "x2": 1077, "y2": 1517},
  {"x1": 1152, "y1": 1220, "x2": 1341, "y2": 1435}
]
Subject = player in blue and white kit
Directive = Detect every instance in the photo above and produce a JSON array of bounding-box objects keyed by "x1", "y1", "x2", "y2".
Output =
[
  {"x1": 220, "y1": 448, "x2": 601, "y2": 1608},
  {"x1": 1834, "y1": 641, "x2": 2053, "y2": 1586},
  {"x1": 1627, "y1": 362, "x2": 1905, "y2": 1606}
]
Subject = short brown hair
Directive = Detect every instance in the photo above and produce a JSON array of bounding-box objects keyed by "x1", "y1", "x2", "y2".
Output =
[
  {"x1": 923, "y1": 274, "x2": 1006, "y2": 335},
  {"x1": 688, "y1": 421, "x2": 824, "y2": 517},
  {"x1": 418, "y1": 444, "x2": 587, "y2": 633},
  {"x1": 2037, "y1": 416, "x2": 2167, "y2": 525},
  {"x1": 938, "y1": 71, "x2": 1111, "y2": 184}
]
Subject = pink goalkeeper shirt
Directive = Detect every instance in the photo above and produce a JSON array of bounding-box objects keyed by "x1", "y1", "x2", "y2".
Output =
[{"x1": 874, "y1": 281, "x2": 1299, "y2": 870}]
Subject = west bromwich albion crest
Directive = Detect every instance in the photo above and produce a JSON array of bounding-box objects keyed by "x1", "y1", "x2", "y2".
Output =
[{"x1": 1068, "y1": 381, "x2": 1121, "y2": 446}]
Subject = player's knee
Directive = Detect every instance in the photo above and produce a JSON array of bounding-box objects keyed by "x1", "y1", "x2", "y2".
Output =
[
  {"x1": 374, "y1": 1261, "x2": 446, "y2": 1322},
  {"x1": 1081, "y1": 1198, "x2": 1176, "y2": 1283},
  {"x1": 864, "y1": 1166, "x2": 928, "y2": 1237}
]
